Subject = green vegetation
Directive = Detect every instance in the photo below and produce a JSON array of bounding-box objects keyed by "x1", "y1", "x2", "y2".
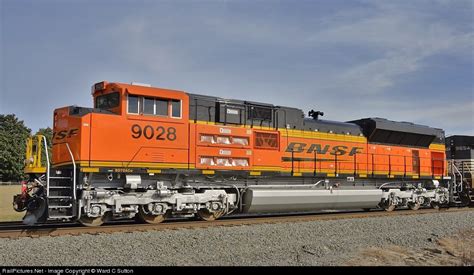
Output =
[
  {"x1": 0, "y1": 114, "x2": 31, "y2": 182},
  {"x1": 0, "y1": 114, "x2": 52, "y2": 221},
  {"x1": 0, "y1": 185, "x2": 24, "y2": 221},
  {"x1": 0, "y1": 114, "x2": 52, "y2": 182}
]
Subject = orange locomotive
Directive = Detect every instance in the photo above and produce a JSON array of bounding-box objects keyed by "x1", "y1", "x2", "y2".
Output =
[{"x1": 15, "y1": 81, "x2": 451, "y2": 226}]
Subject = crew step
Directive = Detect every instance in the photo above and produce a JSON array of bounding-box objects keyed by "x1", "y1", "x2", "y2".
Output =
[
  {"x1": 47, "y1": 215, "x2": 74, "y2": 220},
  {"x1": 48, "y1": 205, "x2": 73, "y2": 209},
  {"x1": 48, "y1": 196, "x2": 73, "y2": 199},
  {"x1": 49, "y1": 176, "x2": 72, "y2": 180}
]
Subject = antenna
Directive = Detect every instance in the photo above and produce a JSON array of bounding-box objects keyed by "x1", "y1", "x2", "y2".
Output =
[{"x1": 308, "y1": 110, "x2": 324, "y2": 120}]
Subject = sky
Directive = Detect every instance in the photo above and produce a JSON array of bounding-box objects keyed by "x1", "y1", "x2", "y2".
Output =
[{"x1": 1, "y1": 0, "x2": 473, "y2": 136}]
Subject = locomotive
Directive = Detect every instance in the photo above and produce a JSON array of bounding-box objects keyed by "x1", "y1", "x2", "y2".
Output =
[{"x1": 13, "y1": 81, "x2": 459, "y2": 226}]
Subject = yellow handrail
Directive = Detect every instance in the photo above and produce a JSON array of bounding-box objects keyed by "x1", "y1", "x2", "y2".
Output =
[{"x1": 24, "y1": 135, "x2": 47, "y2": 174}]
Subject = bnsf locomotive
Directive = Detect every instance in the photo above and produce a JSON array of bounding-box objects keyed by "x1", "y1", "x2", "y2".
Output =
[{"x1": 14, "y1": 81, "x2": 454, "y2": 226}]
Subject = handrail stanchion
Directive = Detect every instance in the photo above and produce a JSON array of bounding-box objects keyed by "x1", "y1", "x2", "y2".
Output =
[
  {"x1": 42, "y1": 136, "x2": 50, "y2": 197},
  {"x1": 65, "y1": 143, "x2": 76, "y2": 200}
]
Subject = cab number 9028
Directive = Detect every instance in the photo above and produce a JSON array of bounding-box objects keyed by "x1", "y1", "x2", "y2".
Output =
[{"x1": 131, "y1": 124, "x2": 177, "y2": 141}]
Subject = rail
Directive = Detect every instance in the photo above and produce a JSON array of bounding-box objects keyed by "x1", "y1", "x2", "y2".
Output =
[{"x1": 0, "y1": 207, "x2": 471, "y2": 239}]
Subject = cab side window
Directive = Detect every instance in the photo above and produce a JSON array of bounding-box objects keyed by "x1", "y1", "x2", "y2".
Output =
[
  {"x1": 127, "y1": 94, "x2": 181, "y2": 118},
  {"x1": 128, "y1": 95, "x2": 139, "y2": 114},
  {"x1": 143, "y1": 97, "x2": 155, "y2": 115},
  {"x1": 156, "y1": 99, "x2": 168, "y2": 116},
  {"x1": 171, "y1": 100, "x2": 181, "y2": 118}
]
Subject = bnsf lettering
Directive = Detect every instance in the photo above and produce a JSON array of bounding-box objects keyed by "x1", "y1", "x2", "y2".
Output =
[
  {"x1": 131, "y1": 124, "x2": 177, "y2": 141},
  {"x1": 307, "y1": 144, "x2": 330, "y2": 154},
  {"x1": 286, "y1": 142, "x2": 363, "y2": 156},
  {"x1": 53, "y1": 128, "x2": 79, "y2": 140},
  {"x1": 285, "y1": 142, "x2": 306, "y2": 153}
]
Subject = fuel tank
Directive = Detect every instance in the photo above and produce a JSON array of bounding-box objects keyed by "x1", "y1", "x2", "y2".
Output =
[{"x1": 242, "y1": 186, "x2": 383, "y2": 213}]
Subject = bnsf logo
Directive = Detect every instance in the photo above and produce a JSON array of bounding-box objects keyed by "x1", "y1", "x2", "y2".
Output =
[
  {"x1": 285, "y1": 142, "x2": 363, "y2": 156},
  {"x1": 53, "y1": 128, "x2": 79, "y2": 141}
]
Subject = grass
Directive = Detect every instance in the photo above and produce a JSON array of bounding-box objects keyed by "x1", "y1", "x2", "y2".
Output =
[{"x1": 0, "y1": 185, "x2": 25, "y2": 221}]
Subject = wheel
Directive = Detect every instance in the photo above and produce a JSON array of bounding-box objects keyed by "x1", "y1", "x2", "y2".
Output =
[
  {"x1": 13, "y1": 194, "x2": 29, "y2": 212},
  {"x1": 381, "y1": 199, "x2": 396, "y2": 212},
  {"x1": 408, "y1": 202, "x2": 421, "y2": 210},
  {"x1": 363, "y1": 208, "x2": 371, "y2": 212},
  {"x1": 196, "y1": 209, "x2": 224, "y2": 221},
  {"x1": 79, "y1": 214, "x2": 109, "y2": 227},
  {"x1": 382, "y1": 203, "x2": 396, "y2": 212},
  {"x1": 430, "y1": 202, "x2": 440, "y2": 210},
  {"x1": 22, "y1": 197, "x2": 47, "y2": 225},
  {"x1": 136, "y1": 205, "x2": 167, "y2": 224}
]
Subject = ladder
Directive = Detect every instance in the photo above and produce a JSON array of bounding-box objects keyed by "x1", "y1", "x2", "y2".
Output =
[
  {"x1": 40, "y1": 136, "x2": 77, "y2": 220},
  {"x1": 448, "y1": 160, "x2": 473, "y2": 205}
]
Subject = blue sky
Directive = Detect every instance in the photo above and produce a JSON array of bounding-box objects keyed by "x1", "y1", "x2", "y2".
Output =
[{"x1": 1, "y1": 0, "x2": 473, "y2": 136}]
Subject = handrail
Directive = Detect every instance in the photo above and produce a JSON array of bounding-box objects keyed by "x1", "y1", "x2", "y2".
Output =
[
  {"x1": 42, "y1": 136, "x2": 50, "y2": 197},
  {"x1": 288, "y1": 151, "x2": 446, "y2": 177},
  {"x1": 450, "y1": 161, "x2": 463, "y2": 193},
  {"x1": 65, "y1": 143, "x2": 77, "y2": 200}
]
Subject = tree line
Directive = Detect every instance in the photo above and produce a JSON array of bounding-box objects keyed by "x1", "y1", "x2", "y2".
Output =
[{"x1": 0, "y1": 114, "x2": 52, "y2": 182}]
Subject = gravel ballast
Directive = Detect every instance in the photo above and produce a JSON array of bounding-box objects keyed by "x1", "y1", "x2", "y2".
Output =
[{"x1": 0, "y1": 210, "x2": 472, "y2": 266}]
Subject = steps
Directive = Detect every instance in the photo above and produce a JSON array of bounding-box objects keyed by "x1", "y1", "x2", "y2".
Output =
[
  {"x1": 448, "y1": 160, "x2": 472, "y2": 206},
  {"x1": 47, "y1": 169, "x2": 76, "y2": 220},
  {"x1": 27, "y1": 136, "x2": 77, "y2": 221}
]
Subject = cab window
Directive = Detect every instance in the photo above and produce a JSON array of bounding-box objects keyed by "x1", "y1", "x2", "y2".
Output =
[
  {"x1": 143, "y1": 97, "x2": 155, "y2": 115},
  {"x1": 128, "y1": 95, "x2": 139, "y2": 114},
  {"x1": 156, "y1": 99, "x2": 168, "y2": 116},
  {"x1": 95, "y1": 92, "x2": 120, "y2": 110},
  {"x1": 127, "y1": 94, "x2": 181, "y2": 118},
  {"x1": 171, "y1": 100, "x2": 181, "y2": 118}
]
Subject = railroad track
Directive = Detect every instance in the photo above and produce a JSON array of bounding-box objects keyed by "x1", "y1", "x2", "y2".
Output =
[{"x1": 0, "y1": 207, "x2": 472, "y2": 239}]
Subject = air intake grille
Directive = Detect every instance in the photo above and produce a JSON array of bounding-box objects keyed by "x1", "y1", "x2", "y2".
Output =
[{"x1": 254, "y1": 132, "x2": 278, "y2": 149}]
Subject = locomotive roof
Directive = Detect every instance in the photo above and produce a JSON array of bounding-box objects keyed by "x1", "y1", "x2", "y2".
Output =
[
  {"x1": 446, "y1": 135, "x2": 474, "y2": 146},
  {"x1": 187, "y1": 92, "x2": 297, "y2": 110},
  {"x1": 107, "y1": 82, "x2": 446, "y2": 146},
  {"x1": 349, "y1": 117, "x2": 445, "y2": 146},
  {"x1": 187, "y1": 92, "x2": 445, "y2": 145},
  {"x1": 303, "y1": 118, "x2": 363, "y2": 136}
]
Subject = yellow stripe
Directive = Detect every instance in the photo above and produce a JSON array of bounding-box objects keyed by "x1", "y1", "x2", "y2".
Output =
[
  {"x1": 147, "y1": 169, "x2": 162, "y2": 174},
  {"x1": 24, "y1": 167, "x2": 47, "y2": 174},
  {"x1": 192, "y1": 120, "x2": 275, "y2": 131},
  {"x1": 282, "y1": 129, "x2": 367, "y2": 143},
  {"x1": 54, "y1": 161, "x2": 196, "y2": 170},
  {"x1": 250, "y1": 171, "x2": 261, "y2": 176},
  {"x1": 202, "y1": 170, "x2": 215, "y2": 175},
  {"x1": 293, "y1": 172, "x2": 302, "y2": 177},
  {"x1": 56, "y1": 159, "x2": 437, "y2": 177},
  {"x1": 193, "y1": 120, "x2": 367, "y2": 143},
  {"x1": 194, "y1": 120, "x2": 449, "y2": 148},
  {"x1": 429, "y1": 144, "x2": 445, "y2": 151},
  {"x1": 252, "y1": 166, "x2": 285, "y2": 171},
  {"x1": 80, "y1": 167, "x2": 99, "y2": 173}
]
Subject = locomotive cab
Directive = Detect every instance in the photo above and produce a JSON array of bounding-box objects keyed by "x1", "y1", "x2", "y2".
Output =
[{"x1": 51, "y1": 81, "x2": 189, "y2": 170}]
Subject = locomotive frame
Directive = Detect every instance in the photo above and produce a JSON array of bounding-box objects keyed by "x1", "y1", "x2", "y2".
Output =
[{"x1": 15, "y1": 81, "x2": 467, "y2": 226}]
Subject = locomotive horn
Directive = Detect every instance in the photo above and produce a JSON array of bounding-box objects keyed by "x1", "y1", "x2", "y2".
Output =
[{"x1": 308, "y1": 110, "x2": 324, "y2": 120}]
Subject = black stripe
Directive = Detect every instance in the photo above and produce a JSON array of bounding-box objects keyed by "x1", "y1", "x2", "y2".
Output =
[{"x1": 281, "y1": 157, "x2": 353, "y2": 162}]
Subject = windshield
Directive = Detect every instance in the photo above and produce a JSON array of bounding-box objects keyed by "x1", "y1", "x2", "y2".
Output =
[{"x1": 95, "y1": 92, "x2": 120, "y2": 109}]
